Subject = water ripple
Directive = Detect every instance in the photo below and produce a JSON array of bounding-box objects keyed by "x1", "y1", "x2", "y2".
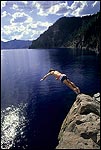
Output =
[{"x1": 1, "y1": 103, "x2": 27, "y2": 149}]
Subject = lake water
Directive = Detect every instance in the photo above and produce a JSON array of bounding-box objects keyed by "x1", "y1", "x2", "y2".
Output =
[{"x1": 1, "y1": 48, "x2": 100, "y2": 149}]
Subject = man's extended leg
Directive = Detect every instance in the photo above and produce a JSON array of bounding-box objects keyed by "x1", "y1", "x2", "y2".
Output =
[{"x1": 63, "y1": 79, "x2": 80, "y2": 94}]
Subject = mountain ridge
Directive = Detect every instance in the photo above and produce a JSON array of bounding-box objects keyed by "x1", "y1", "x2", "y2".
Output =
[
  {"x1": 29, "y1": 12, "x2": 100, "y2": 52},
  {"x1": 1, "y1": 39, "x2": 32, "y2": 49}
]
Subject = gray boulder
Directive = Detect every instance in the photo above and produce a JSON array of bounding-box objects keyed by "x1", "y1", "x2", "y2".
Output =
[{"x1": 56, "y1": 94, "x2": 100, "y2": 149}]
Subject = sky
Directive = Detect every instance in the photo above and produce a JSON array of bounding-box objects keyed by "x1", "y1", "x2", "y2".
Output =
[{"x1": 1, "y1": 1, "x2": 100, "y2": 42}]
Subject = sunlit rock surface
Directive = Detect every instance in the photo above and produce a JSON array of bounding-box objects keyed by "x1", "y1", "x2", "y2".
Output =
[{"x1": 56, "y1": 94, "x2": 100, "y2": 149}]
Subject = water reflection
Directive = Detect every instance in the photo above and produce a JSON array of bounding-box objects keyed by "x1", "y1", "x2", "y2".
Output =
[
  {"x1": 1, "y1": 103, "x2": 27, "y2": 149},
  {"x1": 1, "y1": 49, "x2": 52, "y2": 109},
  {"x1": 1, "y1": 48, "x2": 100, "y2": 149}
]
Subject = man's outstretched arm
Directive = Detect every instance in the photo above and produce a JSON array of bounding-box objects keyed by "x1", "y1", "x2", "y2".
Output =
[{"x1": 40, "y1": 72, "x2": 51, "y2": 81}]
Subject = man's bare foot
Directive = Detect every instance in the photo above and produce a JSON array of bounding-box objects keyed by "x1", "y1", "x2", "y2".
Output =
[
  {"x1": 74, "y1": 87, "x2": 80, "y2": 94},
  {"x1": 76, "y1": 87, "x2": 80, "y2": 94},
  {"x1": 74, "y1": 88, "x2": 78, "y2": 94}
]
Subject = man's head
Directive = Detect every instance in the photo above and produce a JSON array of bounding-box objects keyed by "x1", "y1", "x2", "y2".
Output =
[{"x1": 48, "y1": 68, "x2": 55, "y2": 73}]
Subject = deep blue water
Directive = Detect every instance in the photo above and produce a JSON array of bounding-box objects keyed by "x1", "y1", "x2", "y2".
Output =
[{"x1": 1, "y1": 48, "x2": 100, "y2": 149}]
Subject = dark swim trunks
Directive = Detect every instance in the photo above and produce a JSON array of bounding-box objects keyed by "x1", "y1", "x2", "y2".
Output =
[{"x1": 59, "y1": 74, "x2": 68, "y2": 82}]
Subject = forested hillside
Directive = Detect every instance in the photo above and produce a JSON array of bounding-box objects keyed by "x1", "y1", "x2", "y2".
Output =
[{"x1": 29, "y1": 12, "x2": 100, "y2": 52}]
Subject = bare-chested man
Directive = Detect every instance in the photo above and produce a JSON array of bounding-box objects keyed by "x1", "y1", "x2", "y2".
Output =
[{"x1": 40, "y1": 68, "x2": 80, "y2": 94}]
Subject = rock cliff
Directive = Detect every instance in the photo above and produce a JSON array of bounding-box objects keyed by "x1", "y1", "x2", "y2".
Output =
[{"x1": 56, "y1": 93, "x2": 100, "y2": 149}]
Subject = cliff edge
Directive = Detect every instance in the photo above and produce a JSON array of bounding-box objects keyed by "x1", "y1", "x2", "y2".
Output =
[{"x1": 56, "y1": 93, "x2": 100, "y2": 149}]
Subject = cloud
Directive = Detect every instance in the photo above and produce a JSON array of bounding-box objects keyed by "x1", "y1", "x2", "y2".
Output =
[
  {"x1": 10, "y1": 12, "x2": 32, "y2": 24},
  {"x1": 92, "y1": 1, "x2": 98, "y2": 7},
  {"x1": 77, "y1": 1, "x2": 100, "y2": 16},
  {"x1": 26, "y1": 21, "x2": 53, "y2": 35},
  {"x1": 33, "y1": 1, "x2": 72, "y2": 16},
  {"x1": 34, "y1": 1, "x2": 68, "y2": 16},
  {"x1": 24, "y1": 16, "x2": 33, "y2": 23},
  {"x1": 33, "y1": 1, "x2": 61, "y2": 10},
  {"x1": 9, "y1": 25, "x2": 47, "y2": 41},
  {"x1": 21, "y1": 1, "x2": 28, "y2": 5},
  {"x1": 2, "y1": 23, "x2": 27, "y2": 40},
  {"x1": 2, "y1": 1, "x2": 32, "y2": 13},
  {"x1": 64, "y1": 1, "x2": 100, "y2": 17},
  {"x1": 33, "y1": 1, "x2": 100, "y2": 17},
  {"x1": 11, "y1": 1, "x2": 36, "y2": 12},
  {"x1": 11, "y1": 33, "x2": 24, "y2": 41},
  {"x1": 1, "y1": 1, "x2": 100, "y2": 41},
  {"x1": 1, "y1": 1, "x2": 7, "y2": 9},
  {"x1": 2, "y1": 17, "x2": 52, "y2": 41},
  {"x1": 12, "y1": 4, "x2": 19, "y2": 10},
  {"x1": 48, "y1": 4, "x2": 62, "y2": 15},
  {"x1": 70, "y1": 1, "x2": 87, "y2": 16},
  {"x1": 1, "y1": 11, "x2": 7, "y2": 18},
  {"x1": 54, "y1": 2, "x2": 69, "y2": 15}
]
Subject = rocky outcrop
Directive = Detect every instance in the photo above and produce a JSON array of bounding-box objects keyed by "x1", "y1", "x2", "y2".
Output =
[{"x1": 56, "y1": 93, "x2": 100, "y2": 149}]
